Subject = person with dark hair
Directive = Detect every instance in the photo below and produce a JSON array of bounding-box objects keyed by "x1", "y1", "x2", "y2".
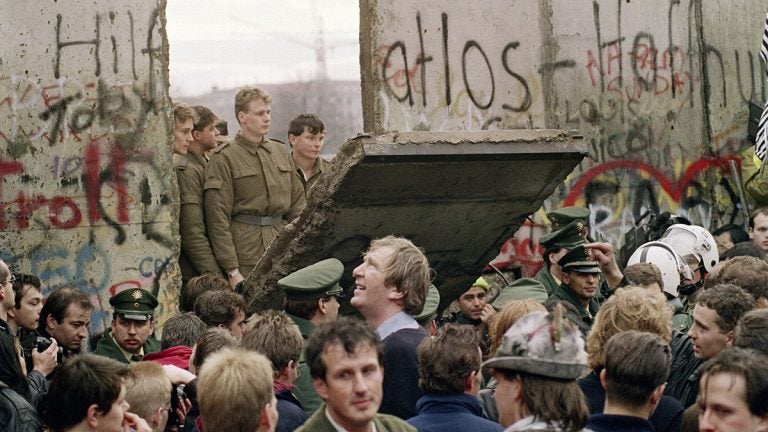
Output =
[
  {"x1": 734, "y1": 308, "x2": 768, "y2": 356},
  {"x1": 279, "y1": 258, "x2": 344, "y2": 415},
  {"x1": 719, "y1": 240, "x2": 766, "y2": 260},
  {"x1": 178, "y1": 273, "x2": 229, "y2": 313},
  {"x1": 9, "y1": 273, "x2": 42, "y2": 336},
  {"x1": 585, "y1": 331, "x2": 672, "y2": 432},
  {"x1": 711, "y1": 223, "x2": 749, "y2": 256},
  {"x1": 94, "y1": 288, "x2": 161, "y2": 363},
  {"x1": 44, "y1": 354, "x2": 151, "y2": 432},
  {"x1": 204, "y1": 86, "x2": 306, "y2": 289},
  {"x1": 705, "y1": 256, "x2": 768, "y2": 306},
  {"x1": 482, "y1": 305, "x2": 590, "y2": 431},
  {"x1": 176, "y1": 105, "x2": 221, "y2": 286},
  {"x1": 351, "y1": 236, "x2": 430, "y2": 419},
  {"x1": 143, "y1": 312, "x2": 206, "y2": 370},
  {"x1": 623, "y1": 262, "x2": 663, "y2": 293},
  {"x1": 697, "y1": 348, "x2": 768, "y2": 431},
  {"x1": 688, "y1": 283, "x2": 755, "y2": 362},
  {"x1": 749, "y1": 206, "x2": 768, "y2": 253},
  {"x1": 242, "y1": 310, "x2": 307, "y2": 432},
  {"x1": 193, "y1": 290, "x2": 246, "y2": 338},
  {"x1": 296, "y1": 317, "x2": 416, "y2": 432},
  {"x1": 288, "y1": 113, "x2": 327, "y2": 194},
  {"x1": 38, "y1": 287, "x2": 93, "y2": 359},
  {"x1": 0, "y1": 332, "x2": 39, "y2": 431},
  {"x1": 406, "y1": 324, "x2": 503, "y2": 432}
]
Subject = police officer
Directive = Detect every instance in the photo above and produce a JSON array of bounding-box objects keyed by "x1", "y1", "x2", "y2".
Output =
[
  {"x1": 279, "y1": 258, "x2": 344, "y2": 415},
  {"x1": 93, "y1": 288, "x2": 161, "y2": 363},
  {"x1": 549, "y1": 245, "x2": 604, "y2": 336},
  {"x1": 204, "y1": 86, "x2": 306, "y2": 289},
  {"x1": 535, "y1": 215, "x2": 590, "y2": 296}
]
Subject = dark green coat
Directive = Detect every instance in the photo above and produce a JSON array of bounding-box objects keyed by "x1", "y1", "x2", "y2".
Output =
[
  {"x1": 534, "y1": 265, "x2": 560, "y2": 296},
  {"x1": 288, "y1": 314, "x2": 322, "y2": 416},
  {"x1": 549, "y1": 283, "x2": 601, "y2": 336},
  {"x1": 93, "y1": 330, "x2": 161, "y2": 364}
]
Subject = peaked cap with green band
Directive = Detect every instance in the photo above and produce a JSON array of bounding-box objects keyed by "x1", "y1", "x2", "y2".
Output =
[
  {"x1": 539, "y1": 219, "x2": 590, "y2": 249},
  {"x1": 279, "y1": 258, "x2": 345, "y2": 301}
]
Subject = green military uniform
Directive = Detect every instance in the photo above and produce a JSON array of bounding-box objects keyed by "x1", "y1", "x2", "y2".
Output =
[
  {"x1": 296, "y1": 156, "x2": 329, "y2": 195},
  {"x1": 535, "y1": 217, "x2": 590, "y2": 295},
  {"x1": 492, "y1": 277, "x2": 549, "y2": 309},
  {"x1": 176, "y1": 152, "x2": 220, "y2": 283},
  {"x1": 93, "y1": 288, "x2": 161, "y2": 363},
  {"x1": 279, "y1": 258, "x2": 345, "y2": 416},
  {"x1": 548, "y1": 245, "x2": 603, "y2": 336},
  {"x1": 295, "y1": 404, "x2": 417, "y2": 432},
  {"x1": 204, "y1": 134, "x2": 306, "y2": 279}
]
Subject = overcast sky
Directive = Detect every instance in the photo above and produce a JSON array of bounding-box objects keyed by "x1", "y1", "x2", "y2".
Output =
[{"x1": 165, "y1": 0, "x2": 360, "y2": 97}]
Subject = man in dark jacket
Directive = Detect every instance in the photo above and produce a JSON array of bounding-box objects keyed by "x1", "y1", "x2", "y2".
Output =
[{"x1": 407, "y1": 324, "x2": 503, "y2": 432}]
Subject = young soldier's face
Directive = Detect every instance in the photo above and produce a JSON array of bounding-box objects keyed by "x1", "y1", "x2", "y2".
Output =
[
  {"x1": 173, "y1": 118, "x2": 194, "y2": 155},
  {"x1": 111, "y1": 315, "x2": 154, "y2": 354},
  {"x1": 238, "y1": 99, "x2": 270, "y2": 139},
  {"x1": 290, "y1": 127, "x2": 325, "y2": 161},
  {"x1": 194, "y1": 121, "x2": 220, "y2": 151}
]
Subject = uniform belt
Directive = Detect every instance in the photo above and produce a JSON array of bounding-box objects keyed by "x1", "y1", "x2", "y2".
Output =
[{"x1": 232, "y1": 214, "x2": 284, "y2": 226}]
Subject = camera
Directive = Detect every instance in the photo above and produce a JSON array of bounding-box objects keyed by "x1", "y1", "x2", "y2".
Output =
[{"x1": 36, "y1": 336, "x2": 64, "y2": 363}]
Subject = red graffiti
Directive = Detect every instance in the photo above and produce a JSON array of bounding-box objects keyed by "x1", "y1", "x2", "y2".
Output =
[
  {"x1": 494, "y1": 220, "x2": 546, "y2": 278},
  {"x1": 563, "y1": 157, "x2": 739, "y2": 206}
]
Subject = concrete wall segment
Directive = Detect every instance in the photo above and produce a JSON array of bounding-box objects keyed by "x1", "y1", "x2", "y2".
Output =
[{"x1": 0, "y1": 1, "x2": 177, "y2": 334}]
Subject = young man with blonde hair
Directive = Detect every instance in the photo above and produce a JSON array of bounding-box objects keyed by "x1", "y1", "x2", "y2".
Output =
[
  {"x1": 125, "y1": 362, "x2": 172, "y2": 432},
  {"x1": 197, "y1": 347, "x2": 278, "y2": 432},
  {"x1": 204, "y1": 86, "x2": 306, "y2": 289},
  {"x1": 351, "y1": 235, "x2": 430, "y2": 418}
]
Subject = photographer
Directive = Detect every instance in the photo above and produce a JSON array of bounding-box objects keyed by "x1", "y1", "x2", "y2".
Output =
[{"x1": 37, "y1": 287, "x2": 93, "y2": 360}]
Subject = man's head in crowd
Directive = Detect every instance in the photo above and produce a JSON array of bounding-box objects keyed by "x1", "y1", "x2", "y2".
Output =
[
  {"x1": 305, "y1": 317, "x2": 384, "y2": 431},
  {"x1": 697, "y1": 348, "x2": 768, "y2": 432},
  {"x1": 190, "y1": 105, "x2": 219, "y2": 153},
  {"x1": 734, "y1": 309, "x2": 768, "y2": 357},
  {"x1": 39, "y1": 287, "x2": 93, "y2": 352},
  {"x1": 160, "y1": 312, "x2": 207, "y2": 351},
  {"x1": 242, "y1": 310, "x2": 303, "y2": 385},
  {"x1": 601, "y1": 331, "x2": 671, "y2": 419},
  {"x1": 288, "y1": 113, "x2": 325, "y2": 162},
  {"x1": 417, "y1": 324, "x2": 482, "y2": 396},
  {"x1": 44, "y1": 354, "x2": 132, "y2": 432},
  {"x1": 559, "y1": 245, "x2": 601, "y2": 305},
  {"x1": 172, "y1": 103, "x2": 196, "y2": 156},
  {"x1": 749, "y1": 207, "x2": 768, "y2": 253},
  {"x1": 482, "y1": 306, "x2": 589, "y2": 429},
  {"x1": 456, "y1": 277, "x2": 490, "y2": 321},
  {"x1": 234, "y1": 86, "x2": 272, "y2": 141},
  {"x1": 689, "y1": 283, "x2": 755, "y2": 360},
  {"x1": 109, "y1": 288, "x2": 158, "y2": 355},
  {"x1": 189, "y1": 327, "x2": 238, "y2": 375},
  {"x1": 623, "y1": 262, "x2": 663, "y2": 293},
  {"x1": 586, "y1": 287, "x2": 672, "y2": 370},
  {"x1": 125, "y1": 361, "x2": 172, "y2": 432},
  {"x1": 280, "y1": 258, "x2": 344, "y2": 326},
  {"x1": 194, "y1": 290, "x2": 246, "y2": 338},
  {"x1": 9, "y1": 273, "x2": 43, "y2": 332},
  {"x1": 712, "y1": 223, "x2": 749, "y2": 256},
  {"x1": 705, "y1": 256, "x2": 768, "y2": 306},
  {"x1": 179, "y1": 273, "x2": 228, "y2": 313},
  {"x1": 198, "y1": 347, "x2": 278, "y2": 432},
  {"x1": 0, "y1": 260, "x2": 15, "y2": 321},
  {"x1": 351, "y1": 236, "x2": 430, "y2": 326}
]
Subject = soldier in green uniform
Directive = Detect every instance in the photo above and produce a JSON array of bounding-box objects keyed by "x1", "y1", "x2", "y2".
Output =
[
  {"x1": 288, "y1": 113, "x2": 329, "y2": 195},
  {"x1": 279, "y1": 258, "x2": 344, "y2": 415},
  {"x1": 535, "y1": 215, "x2": 590, "y2": 296},
  {"x1": 177, "y1": 106, "x2": 222, "y2": 285},
  {"x1": 549, "y1": 245, "x2": 606, "y2": 336},
  {"x1": 93, "y1": 288, "x2": 161, "y2": 363},
  {"x1": 204, "y1": 87, "x2": 306, "y2": 289}
]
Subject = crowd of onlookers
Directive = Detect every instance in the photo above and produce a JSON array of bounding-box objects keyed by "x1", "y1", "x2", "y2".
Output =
[{"x1": 3, "y1": 83, "x2": 768, "y2": 431}]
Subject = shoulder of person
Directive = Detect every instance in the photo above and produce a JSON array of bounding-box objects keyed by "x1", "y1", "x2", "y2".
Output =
[{"x1": 212, "y1": 141, "x2": 231, "y2": 153}]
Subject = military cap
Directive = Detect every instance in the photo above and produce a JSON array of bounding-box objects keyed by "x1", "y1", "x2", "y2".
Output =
[
  {"x1": 492, "y1": 278, "x2": 548, "y2": 310},
  {"x1": 110, "y1": 288, "x2": 158, "y2": 321},
  {"x1": 538, "y1": 219, "x2": 589, "y2": 249},
  {"x1": 414, "y1": 284, "x2": 441, "y2": 324},
  {"x1": 279, "y1": 258, "x2": 344, "y2": 301},
  {"x1": 482, "y1": 304, "x2": 588, "y2": 380},
  {"x1": 559, "y1": 245, "x2": 601, "y2": 274},
  {"x1": 546, "y1": 207, "x2": 590, "y2": 231}
]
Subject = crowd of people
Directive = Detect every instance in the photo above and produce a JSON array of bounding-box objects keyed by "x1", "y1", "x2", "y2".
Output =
[{"x1": 2, "y1": 85, "x2": 768, "y2": 432}]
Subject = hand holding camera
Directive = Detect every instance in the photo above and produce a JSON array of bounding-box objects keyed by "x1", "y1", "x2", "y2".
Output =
[{"x1": 32, "y1": 336, "x2": 59, "y2": 376}]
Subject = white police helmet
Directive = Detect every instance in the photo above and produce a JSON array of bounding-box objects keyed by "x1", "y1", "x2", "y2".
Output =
[
  {"x1": 659, "y1": 224, "x2": 719, "y2": 273},
  {"x1": 627, "y1": 241, "x2": 693, "y2": 298}
]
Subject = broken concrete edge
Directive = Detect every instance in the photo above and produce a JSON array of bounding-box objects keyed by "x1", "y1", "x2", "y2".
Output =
[{"x1": 243, "y1": 130, "x2": 586, "y2": 314}]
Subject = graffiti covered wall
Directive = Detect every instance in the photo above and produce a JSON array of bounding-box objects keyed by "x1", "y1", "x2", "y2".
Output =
[
  {"x1": 360, "y1": 0, "x2": 764, "y2": 275},
  {"x1": 0, "y1": 1, "x2": 176, "y2": 332}
]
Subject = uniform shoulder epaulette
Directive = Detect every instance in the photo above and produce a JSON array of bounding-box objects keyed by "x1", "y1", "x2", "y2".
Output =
[
  {"x1": 212, "y1": 141, "x2": 230, "y2": 153},
  {"x1": 269, "y1": 137, "x2": 286, "y2": 145}
]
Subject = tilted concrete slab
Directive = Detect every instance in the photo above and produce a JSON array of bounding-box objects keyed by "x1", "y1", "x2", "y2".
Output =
[{"x1": 245, "y1": 129, "x2": 586, "y2": 313}]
